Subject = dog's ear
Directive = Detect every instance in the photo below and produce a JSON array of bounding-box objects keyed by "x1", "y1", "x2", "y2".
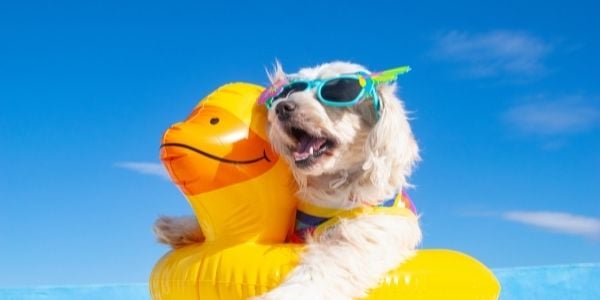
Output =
[
  {"x1": 267, "y1": 60, "x2": 286, "y2": 84},
  {"x1": 355, "y1": 99, "x2": 378, "y2": 126},
  {"x1": 362, "y1": 83, "x2": 420, "y2": 194}
]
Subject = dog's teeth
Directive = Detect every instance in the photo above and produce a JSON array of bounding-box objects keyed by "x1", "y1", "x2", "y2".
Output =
[{"x1": 309, "y1": 147, "x2": 314, "y2": 155}]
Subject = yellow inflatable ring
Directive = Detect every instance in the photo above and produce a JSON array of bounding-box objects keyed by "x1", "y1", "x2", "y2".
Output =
[{"x1": 150, "y1": 83, "x2": 500, "y2": 299}]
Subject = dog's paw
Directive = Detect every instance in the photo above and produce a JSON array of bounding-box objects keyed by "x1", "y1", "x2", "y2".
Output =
[{"x1": 153, "y1": 216, "x2": 204, "y2": 248}]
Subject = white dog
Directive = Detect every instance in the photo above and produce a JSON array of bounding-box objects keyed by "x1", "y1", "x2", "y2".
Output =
[
  {"x1": 154, "y1": 61, "x2": 422, "y2": 300},
  {"x1": 253, "y1": 61, "x2": 421, "y2": 299}
]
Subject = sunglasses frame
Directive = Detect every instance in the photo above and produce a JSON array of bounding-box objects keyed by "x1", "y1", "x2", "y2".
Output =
[
  {"x1": 259, "y1": 66, "x2": 411, "y2": 120},
  {"x1": 265, "y1": 72, "x2": 376, "y2": 109}
]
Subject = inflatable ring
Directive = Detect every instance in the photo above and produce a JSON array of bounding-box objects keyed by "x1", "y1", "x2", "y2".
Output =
[{"x1": 150, "y1": 83, "x2": 500, "y2": 299}]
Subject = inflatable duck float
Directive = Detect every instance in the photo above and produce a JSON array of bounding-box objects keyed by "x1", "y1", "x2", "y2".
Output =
[{"x1": 150, "y1": 83, "x2": 501, "y2": 299}]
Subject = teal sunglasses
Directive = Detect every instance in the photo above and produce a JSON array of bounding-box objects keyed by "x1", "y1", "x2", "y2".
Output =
[{"x1": 259, "y1": 66, "x2": 411, "y2": 118}]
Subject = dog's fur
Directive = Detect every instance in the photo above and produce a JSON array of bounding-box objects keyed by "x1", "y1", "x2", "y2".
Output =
[
  {"x1": 255, "y1": 61, "x2": 421, "y2": 299},
  {"x1": 154, "y1": 215, "x2": 204, "y2": 248},
  {"x1": 154, "y1": 61, "x2": 421, "y2": 300}
]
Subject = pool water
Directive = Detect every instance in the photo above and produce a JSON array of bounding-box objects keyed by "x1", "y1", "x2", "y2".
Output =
[{"x1": 1, "y1": 264, "x2": 598, "y2": 299}]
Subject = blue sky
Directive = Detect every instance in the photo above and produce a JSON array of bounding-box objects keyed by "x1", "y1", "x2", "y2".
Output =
[{"x1": 1, "y1": 0, "x2": 599, "y2": 287}]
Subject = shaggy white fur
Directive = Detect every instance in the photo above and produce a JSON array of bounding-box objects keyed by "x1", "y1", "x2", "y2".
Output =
[
  {"x1": 254, "y1": 61, "x2": 422, "y2": 300},
  {"x1": 153, "y1": 215, "x2": 204, "y2": 248}
]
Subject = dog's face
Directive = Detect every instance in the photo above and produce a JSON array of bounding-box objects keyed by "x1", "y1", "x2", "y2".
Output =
[
  {"x1": 267, "y1": 62, "x2": 372, "y2": 176},
  {"x1": 266, "y1": 62, "x2": 419, "y2": 190}
]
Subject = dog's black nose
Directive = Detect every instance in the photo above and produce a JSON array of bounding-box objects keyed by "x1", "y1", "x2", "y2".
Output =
[{"x1": 275, "y1": 102, "x2": 296, "y2": 121}]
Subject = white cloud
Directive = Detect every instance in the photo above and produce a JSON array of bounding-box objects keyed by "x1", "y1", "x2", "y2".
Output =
[
  {"x1": 503, "y1": 211, "x2": 600, "y2": 239},
  {"x1": 432, "y1": 30, "x2": 552, "y2": 78},
  {"x1": 114, "y1": 162, "x2": 170, "y2": 180},
  {"x1": 504, "y1": 95, "x2": 600, "y2": 135}
]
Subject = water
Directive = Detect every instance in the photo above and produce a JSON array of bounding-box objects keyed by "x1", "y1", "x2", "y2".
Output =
[{"x1": 1, "y1": 264, "x2": 599, "y2": 299}]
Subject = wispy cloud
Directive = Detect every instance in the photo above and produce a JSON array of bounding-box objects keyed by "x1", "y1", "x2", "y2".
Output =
[
  {"x1": 504, "y1": 95, "x2": 600, "y2": 135},
  {"x1": 503, "y1": 211, "x2": 600, "y2": 239},
  {"x1": 114, "y1": 161, "x2": 169, "y2": 180},
  {"x1": 431, "y1": 30, "x2": 552, "y2": 78}
]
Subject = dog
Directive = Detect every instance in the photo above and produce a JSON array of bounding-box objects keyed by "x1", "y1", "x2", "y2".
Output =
[
  {"x1": 254, "y1": 61, "x2": 421, "y2": 299},
  {"x1": 154, "y1": 61, "x2": 421, "y2": 299}
]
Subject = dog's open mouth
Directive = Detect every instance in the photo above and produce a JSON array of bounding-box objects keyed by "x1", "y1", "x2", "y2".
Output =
[{"x1": 288, "y1": 127, "x2": 335, "y2": 167}]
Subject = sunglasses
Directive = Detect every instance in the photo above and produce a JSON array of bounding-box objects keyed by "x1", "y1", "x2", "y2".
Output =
[{"x1": 258, "y1": 66, "x2": 411, "y2": 118}]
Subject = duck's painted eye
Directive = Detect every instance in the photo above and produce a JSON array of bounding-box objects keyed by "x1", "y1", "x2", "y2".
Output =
[{"x1": 210, "y1": 117, "x2": 219, "y2": 125}]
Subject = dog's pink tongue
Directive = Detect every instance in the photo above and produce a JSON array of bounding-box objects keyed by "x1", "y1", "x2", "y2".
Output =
[{"x1": 293, "y1": 135, "x2": 327, "y2": 161}]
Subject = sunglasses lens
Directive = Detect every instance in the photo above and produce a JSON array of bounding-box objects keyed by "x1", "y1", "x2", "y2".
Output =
[
  {"x1": 320, "y1": 78, "x2": 363, "y2": 102},
  {"x1": 272, "y1": 82, "x2": 309, "y2": 103}
]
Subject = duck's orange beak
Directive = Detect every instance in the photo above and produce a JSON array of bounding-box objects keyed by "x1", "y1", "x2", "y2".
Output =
[{"x1": 160, "y1": 84, "x2": 278, "y2": 195}]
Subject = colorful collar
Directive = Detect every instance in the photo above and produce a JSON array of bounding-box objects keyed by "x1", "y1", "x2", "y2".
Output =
[{"x1": 290, "y1": 191, "x2": 417, "y2": 243}]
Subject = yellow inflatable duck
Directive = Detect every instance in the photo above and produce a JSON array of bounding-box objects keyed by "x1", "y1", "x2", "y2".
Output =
[{"x1": 150, "y1": 83, "x2": 501, "y2": 299}]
